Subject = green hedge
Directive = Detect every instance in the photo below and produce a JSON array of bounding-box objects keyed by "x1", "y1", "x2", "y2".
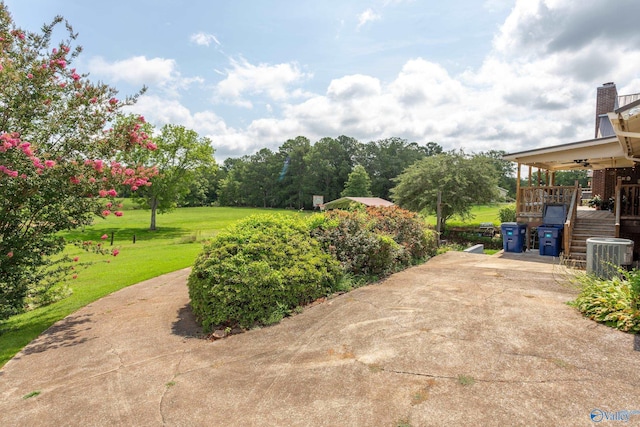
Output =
[
  {"x1": 188, "y1": 207, "x2": 438, "y2": 332},
  {"x1": 188, "y1": 214, "x2": 342, "y2": 331},
  {"x1": 312, "y1": 206, "x2": 436, "y2": 277}
]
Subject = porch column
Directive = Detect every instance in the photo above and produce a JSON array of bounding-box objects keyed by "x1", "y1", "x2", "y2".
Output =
[{"x1": 516, "y1": 163, "x2": 521, "y2": 218}]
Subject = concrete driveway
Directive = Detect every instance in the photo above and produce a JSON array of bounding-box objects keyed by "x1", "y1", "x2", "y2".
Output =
[{"x1": 1, "y1": 251, "x2": 639, "y2": 426}]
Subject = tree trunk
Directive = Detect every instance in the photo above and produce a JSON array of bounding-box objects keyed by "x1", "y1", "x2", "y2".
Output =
[
  {"x1": 436, "y1": 191, "x2": 442, "y2": 246},
  {"x1": 150, "y1": 197, "x2": 158, "y2": 231}
]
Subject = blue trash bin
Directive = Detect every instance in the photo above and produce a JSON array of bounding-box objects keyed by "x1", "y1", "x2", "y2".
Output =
[
  {"x1": 538, "y1": 225, "x2": 563, "y2": 256},
  {"x1": 501, "y1": 222, "x2": 527, "y2": 253},
  {"x1": 538, "y1": 203, "x2": 567, "y2": 257}
]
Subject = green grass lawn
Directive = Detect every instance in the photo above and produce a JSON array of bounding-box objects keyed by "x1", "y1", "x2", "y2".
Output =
[
  {"x1": 0, "y1": 205, "x2": 303, "y2": 367},
  {"x1": 0, "y1": 203, "x2": 509, "y2": 368},
  {"x1": 423, "y1": 204, "x2": 509, "y2": 228}
]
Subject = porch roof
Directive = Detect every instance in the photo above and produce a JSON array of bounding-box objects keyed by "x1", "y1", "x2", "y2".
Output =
[
  {"x1": 608, "y1": 98, "x2": 640, "y2": 161},
  {"x1": 503, "y1": 136, "x2": 633, "y2": 171},
  {"x1": 505, "y1": 99, "x2": 640, "y2": 171}
]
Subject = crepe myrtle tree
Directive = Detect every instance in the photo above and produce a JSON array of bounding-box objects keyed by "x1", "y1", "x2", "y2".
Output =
[{"x1": 0, "y1": 5, "x2": 157, "y2": 319}]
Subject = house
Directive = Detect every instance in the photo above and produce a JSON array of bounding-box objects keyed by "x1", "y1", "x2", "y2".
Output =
[
  {"x1": 503, "y1": 82, "x2": 640, "y2": 264},
  {"x1": 320, "y1": 197, "x2": 394, "y2": 210}
]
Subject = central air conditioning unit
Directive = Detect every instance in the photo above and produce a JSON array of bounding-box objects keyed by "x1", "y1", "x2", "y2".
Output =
[{"x1": 586, "y1": 237, "x2": 634, "y2": 279}]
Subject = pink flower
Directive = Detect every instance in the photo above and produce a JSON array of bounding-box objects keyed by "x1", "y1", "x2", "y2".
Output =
[
  {"x1": 108, "y1": 98, "x2": 118, "y2": 105},
  {"x1": 73, "y1": 257, "x2": 79, "y2": 262},
  {"x1": 7, "y1": 251, "x2": 13, "y2": 258},
  {"x1": 20, "y1": 142, "x2": 33, "y2": 156},
  {"x1": 72, "y1": 274, "x2": 78, "y2": 279},
  {"x1": 114, "y1": 211, "x2": 123, "y2": 217},
  {"x1": 93, "y1": 159, "x2": 104, "y2": 172},
  {"x1": 112, "y1": 249, "x2": 120, "y2": 257},
  {"x1": 27, "y1": 73, "x2": 33, "y2": 79},
  {"x1": 105, "y1": 202, "x2": 113, "y2": 208},
  {"x1": 90, "y1": 97, "x2": 97, "y2": 104},
  {"x1": 102, "y1": 210, "x2": 111, "y2": 216},
  {"x1": 99, "y1": 190, "x2": 108, "y2": 198},
  {"x1": 70, "y1": 176, "x2": 80, "y2": 184},
  {"x1": 107, "y1": 189, "x2": 117, "y2": 197},
  {"x1": 101, "y1": 234, "x2": 108, "y2": 240},
  {"x1": 44, "y1": 160, "x2": 55, "y2": 168},
  {"x1": 71, "y1": 72, "x2": 80, "y2": 81}
]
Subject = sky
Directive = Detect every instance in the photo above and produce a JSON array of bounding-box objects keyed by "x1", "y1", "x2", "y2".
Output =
[{"x1": 4, "y1": 0, "x2": 640, "y2": 160}]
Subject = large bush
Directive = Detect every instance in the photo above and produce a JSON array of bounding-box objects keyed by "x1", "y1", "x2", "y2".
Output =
[
  {"x1": 188, "y1": 214, "x2": 342, "y2": 331},
  {"x1": 312, "y1": 206, "x2": 436, "y2": 277}
]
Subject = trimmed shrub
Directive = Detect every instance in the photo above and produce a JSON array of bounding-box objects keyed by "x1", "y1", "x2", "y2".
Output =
[
  {"x1": 188, "y1": 214, "x2": 342, "y2": 331},
  {"x1": 366, "y1": 206, "x2": 436, "y2": 261},
  {"x1": 498, "y1": 205, "x2": 516, "y2": 223},
  {"x1": 312, "y1": 207, "x2": 436, "y2": 277}
]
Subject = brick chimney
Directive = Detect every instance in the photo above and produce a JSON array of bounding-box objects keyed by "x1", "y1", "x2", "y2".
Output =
[{"x1": 595, "y1": 82, "x2": 618, "y2": 137}]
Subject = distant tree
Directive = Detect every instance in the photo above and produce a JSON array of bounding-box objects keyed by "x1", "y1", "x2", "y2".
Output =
[
  {"x1": 391, "y1": 151, "x2": 498, "y2": 231},
  {"x1": 476, "y1": 150, "x2": 517, "y2": 198},
  {"x1": 182, "y1": 165, "x2": 219, "y2": 207},
  {"x1": 303, "y1": 136, "x2": 357, "y2": 202},
  {"x1": 244, "y1": 148, "x2": 282, "y2": 208},
  {"x1": 278, "y1": 136, "x2": 311, "y2": 209},
  {"x1": 356, "y1": 137, "x2": 427, "y2": 199},
  {"x1": 132, "y1": 124, "x2": 215, "y2": 230},
  {"x1": 341, "y1": 165, "x2": 373, "y2": 197},
  {"x1": 424, "y1": 141, "x2": 443, "y2": 156},
  {"x1": 554, "y1": 170, "x2": 589, "y2": 187}
]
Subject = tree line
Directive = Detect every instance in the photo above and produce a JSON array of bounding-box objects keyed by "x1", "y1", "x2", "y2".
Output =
[{"x1": 179, "y1": 136, "x2": 518, "y2": 210}]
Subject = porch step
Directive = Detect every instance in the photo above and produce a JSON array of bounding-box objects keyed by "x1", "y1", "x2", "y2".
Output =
[{"x1": 565, "y1": 212, "x2": 616, "y2": 269}]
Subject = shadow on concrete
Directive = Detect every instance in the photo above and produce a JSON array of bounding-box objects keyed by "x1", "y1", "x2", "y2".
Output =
[
  {"x1": 494, "y1": 250, "x2": 560, "y2": 265},
  {"x1": 20, "y1": 314, "x2": 94, "y2": 356},
  {"x1": 635, "y1": 334, "x2": 640, "y2": 352},
  {"x1": 171, "y1": 304, "x2": 204, "y2": 339}
]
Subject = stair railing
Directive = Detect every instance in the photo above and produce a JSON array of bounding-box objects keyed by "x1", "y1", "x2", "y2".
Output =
[
  {"x1": 615, "y1": 177, "x2": 622, "y2": 238},
  {"x1": 563, "y1": 182, "x2": 580, "y2": 258}
]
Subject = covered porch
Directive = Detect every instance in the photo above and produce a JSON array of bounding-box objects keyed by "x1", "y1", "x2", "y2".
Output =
[{"x1": 503, "y1": 99, "x2": 640, "y2": 260}]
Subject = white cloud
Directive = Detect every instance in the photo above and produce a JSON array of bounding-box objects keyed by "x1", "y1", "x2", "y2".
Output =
[
  {"x1": 128, "y1": 95, "x2": 259, "y2": 158},
  {"x1": 356, "y1": 8, "x2": 381, "y2": 29},
  {"x1": 87, "y1": 56, "x2": 203, "y2": 97},
  {"x1": 214, "y1": 57, "x2": 313, "y2": 107},
  {"x1": 190, "y1": 32, "x2": 221, "y2": 47},
  {"x1": 121, "y1": 0, "x2": 640, "y2": 161},
  {"x1": 88, "y1": 56, "x2": 177, "y2": 86},
  {"x1": 327, "y1": 74, "x2": 381, "y2": 100}
]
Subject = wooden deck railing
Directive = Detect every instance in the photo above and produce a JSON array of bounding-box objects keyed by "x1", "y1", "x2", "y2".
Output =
[
  {"x1": 517, "y1": 186, "x2": 576, "y2": 218},
  {"x1": 616, "y1": 182, "x2": 640, "y2": 221},
  {"x1": 563, "y1": 185, "x2": 580, "y2": 258}
]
